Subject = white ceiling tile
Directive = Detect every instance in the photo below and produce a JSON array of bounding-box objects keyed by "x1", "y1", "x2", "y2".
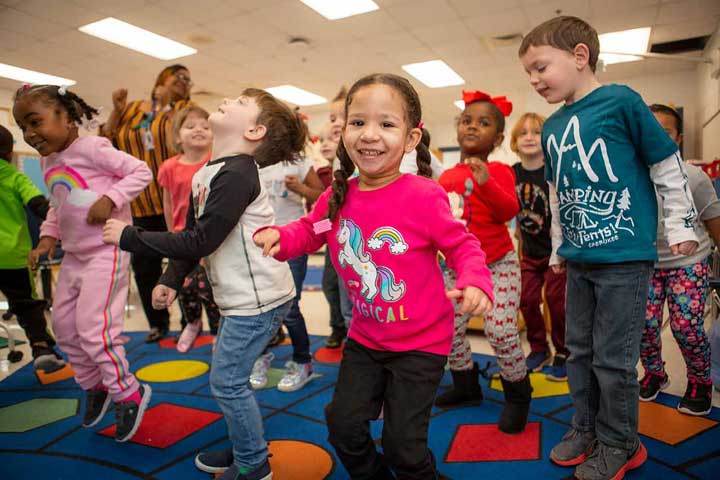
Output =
[
  {"x1": 524, "y1": 0, "x2": 592, "y2": 25},
  {"x1": 464, "y1": 8, "x2": 531, "y2": 37},
  {"x1": 408, "y1": 20, "x2": 479, "y2": 46},
  {"x1": 589, "y1": 0, "x2": 659, "y2": 16},
  {"x1": 11, "y1": 0, "x2": 106, "y2": 27},
  {"x1": 0, "y1": 7, "x2": 70, "y2": 40},
  {"x1": 331, "y1": 9, "x2": 405, "y2": 36},
  {"x1": 657, "y1": 0, "x2": 720, "y2": 23},
  {"x1": 70, "y1": 0, "x2": 150, "y2": 17},
  {"x1": 430, "y1": 40, "x2": 489, "y2": 63},
  {"x1": 384, "y1": 0, "x2": 460, "y2": 28},
  {"x1": 591, "y1": 6, "x2": 659, "y2": 33},
  {"x1": 447, "y1": 0, "x2": 523, "y2": 16},
  {"x1": 152, "y1": 0, "x2": 249, "y2": 24}
]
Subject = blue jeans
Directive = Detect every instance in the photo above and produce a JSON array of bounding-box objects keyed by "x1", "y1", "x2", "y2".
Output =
[
  {"x1": 322, "y1": 249, "x2": 353, "y2": 330},
  {"x1": 286, "y1": 255, "x2": 311, "y2": 364},
  {"x1": 210, "y1": 301, "x2": 291, "y2": 470},
  {"x1": 566, "y1": 261, "x2": 653, "y2": 450}
]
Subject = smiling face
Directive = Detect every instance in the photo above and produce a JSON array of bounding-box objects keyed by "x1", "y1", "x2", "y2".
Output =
[
  {"x1": 520, "y1": 45, "x2": 583, "y2": 104},
  {"x1": 163, "y1": 68, "x2": 192, "y2": 102},
  {"x1": 177, "y1": 110, "x2": 212, "y2": 153},
  {"x1": 342, "y1": 84, "x2": 418, "y2": 179},
  {"x1": 13, "y1": 94, "x2": 76, "y2": 156},
  {"x1": 457, "y1": 101, "x2": 503, "y2": 158},
  {"x1": 515, "y1": 117, "x2": 543, "y2": 158}
]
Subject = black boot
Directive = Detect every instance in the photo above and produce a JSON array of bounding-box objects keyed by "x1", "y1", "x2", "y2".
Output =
[
  {"x1": 498, "y1": 373, "x2": 533, "y2": 434},
  {"x1": 435, "y1": 363, "x2": 484, "y2": 408}
]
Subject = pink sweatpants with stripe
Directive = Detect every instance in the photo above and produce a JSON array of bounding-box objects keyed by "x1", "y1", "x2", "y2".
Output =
[{"x1": 51, "y1": 246, "x2": 138, "y2": 401}]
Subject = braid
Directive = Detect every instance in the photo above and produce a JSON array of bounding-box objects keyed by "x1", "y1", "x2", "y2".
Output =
[
  {"x1": 327, "y1": 139, "x2": 355, "y2": 220},
  {"x1": 14, "y1": 85, "x2": 98, "y2": 125},
  {"x1": 415, "y1": 140, "x2": 432, "y2": 178}
]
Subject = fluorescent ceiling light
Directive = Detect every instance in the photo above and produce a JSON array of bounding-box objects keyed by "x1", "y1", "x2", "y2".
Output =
[
  {"x1": 300, "y1": 0, "x2": 379, "y2": 20},
  {"x1": 0, "y1": 63, "x2": 75, "y2": 86},
  {"x1": 454, "y1": 100, "x2": 465, "y2": 110},
  {"x1": 402, "y1": 60, "x2": 465, "y2": 88},
  {"x1": 266, "y1": 85, "x2": 327, "y2": 106},
  {"x1": 599, "y1": 27, "x2": 651, "y2": 65},
  {"x1": 78, "y1": 17, "x2": 197, "y2": 60}
]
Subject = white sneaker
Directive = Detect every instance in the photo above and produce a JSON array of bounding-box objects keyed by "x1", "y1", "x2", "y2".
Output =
[
  {"x1": 277, "y1": 361, "x2": 314, "y2": 392},
  {"x1": 249, "y1": 352, "x2": 274, "y2": 390}
]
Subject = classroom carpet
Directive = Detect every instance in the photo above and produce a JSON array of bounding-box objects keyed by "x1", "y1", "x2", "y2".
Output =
[{"x1": 1, "y1": 331, "x2": 718, "y2": 479}]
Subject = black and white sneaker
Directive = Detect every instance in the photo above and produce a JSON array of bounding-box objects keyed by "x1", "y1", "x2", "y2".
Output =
[
  {"x1": 82, "y1": 387, "x2": 113, "y2": 428},
  {"x1": 115, "y1": 384, "x2": 152, "y2": 442},
  {"x1": 639, "y1": 371, "x2": 669, "y2": 402},
  {"x1": 195, "y1": 447, "x2": 234, "y2": 474},
  {"x1": 31, "y1": 343, "x2": 66, "y2": 373}
]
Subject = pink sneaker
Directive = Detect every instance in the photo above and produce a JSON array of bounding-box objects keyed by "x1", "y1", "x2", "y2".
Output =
[{"x1": 177, "y1": 321, "x2": 202, "y2": 353}]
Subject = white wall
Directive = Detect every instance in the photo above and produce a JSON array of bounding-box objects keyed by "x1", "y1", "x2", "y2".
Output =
[{"x1": 697, "y1": 26, "x2": 720, "y2": 162}]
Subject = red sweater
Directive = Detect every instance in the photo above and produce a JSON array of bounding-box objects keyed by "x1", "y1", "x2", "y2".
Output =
[{"x1": 438, "y1": 162, "x2": 518, "y2": 264}]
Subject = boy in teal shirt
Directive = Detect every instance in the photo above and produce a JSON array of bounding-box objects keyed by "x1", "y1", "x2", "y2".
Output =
[
  {"x1": 0, "y1": 125, "x2": 64, "y2": 372},
  {"x1": 519, "y1": 16, "x2": 698, "y2": 480}
]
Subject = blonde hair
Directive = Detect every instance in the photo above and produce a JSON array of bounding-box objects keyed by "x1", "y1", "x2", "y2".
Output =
[
  {"x1": 170, "y1": 105, "x2": 209, "y2": 154},
  {"x1": 510, "y1": 112, "x2": 546, "y2": 154}
]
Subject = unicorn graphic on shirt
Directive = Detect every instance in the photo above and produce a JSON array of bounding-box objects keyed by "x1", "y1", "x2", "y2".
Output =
[{"x1": 337, "y1": 219, "x2": 406, "y2": 303}]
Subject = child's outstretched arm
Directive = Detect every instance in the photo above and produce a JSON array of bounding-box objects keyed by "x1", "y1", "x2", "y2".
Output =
[
  {"x1": 428, "y1": 185, "x2": 494, "y2": 315},
  {"x1": 253, "y1": 187, "x2": 332, "y2": 261},
  {"x1": 650, "y1": 152, "x2": 699, "y2": 255}
]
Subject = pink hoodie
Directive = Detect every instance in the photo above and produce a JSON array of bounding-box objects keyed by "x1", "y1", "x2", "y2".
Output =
[
  {"x1": 40, "y1": 136, "x2": 151, "y2": 253},
  {"x1": 271, "y1": 174, "x2": 494, "y2": 355}
]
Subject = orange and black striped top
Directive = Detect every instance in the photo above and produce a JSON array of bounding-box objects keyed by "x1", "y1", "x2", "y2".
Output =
[{"x1": 111, "y1": 99, "x2": 190, "y2": 218}]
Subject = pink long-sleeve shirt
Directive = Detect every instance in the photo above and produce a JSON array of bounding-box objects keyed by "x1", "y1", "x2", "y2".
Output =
[
  {"x1": 271, "y1": 174, "x2": 494, "y2": 355},
  {"x1": 40, "y1": 136, "x2": 152, "y2": 253}
]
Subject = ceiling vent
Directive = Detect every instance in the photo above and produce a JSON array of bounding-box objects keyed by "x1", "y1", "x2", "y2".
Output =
[{"x1": 650, "y1": 35, "x2": 710, "y2": 55}]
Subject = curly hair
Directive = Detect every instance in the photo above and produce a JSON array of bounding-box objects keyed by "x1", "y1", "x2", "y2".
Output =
[{"x1": 327, "y1": 73, "x2": 430, "y2": 220}]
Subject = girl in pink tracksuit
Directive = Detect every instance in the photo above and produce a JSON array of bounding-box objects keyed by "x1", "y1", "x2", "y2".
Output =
[{"x1": 14, "y1": 85, "x2": 152, "y2": 442}]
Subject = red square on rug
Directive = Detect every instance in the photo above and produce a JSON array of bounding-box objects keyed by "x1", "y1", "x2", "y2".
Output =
[
  {"x1": 158, "y1": 334, "x2": 215, "y2": 350},
  {"x1": 446, "y1": 422, "x2": 541, "y2": 462},
  {"x1": 98, "y1": 403, "x2": 222, "y2": 448}
]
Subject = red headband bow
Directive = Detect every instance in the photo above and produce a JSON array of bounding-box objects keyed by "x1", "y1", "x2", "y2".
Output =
[{"x1": 462, "y1": 90, "x2": 513, "y2": 117}]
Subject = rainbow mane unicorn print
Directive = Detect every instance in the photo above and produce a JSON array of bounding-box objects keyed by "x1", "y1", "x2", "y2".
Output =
[{"x1": 337, "y1": 219, "x2": 406, "y2": 303}]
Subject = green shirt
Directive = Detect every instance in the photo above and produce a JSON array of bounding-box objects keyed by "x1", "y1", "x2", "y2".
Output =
[{"x1": 0, "y1": 160, "x2": 43, "y2": 269}]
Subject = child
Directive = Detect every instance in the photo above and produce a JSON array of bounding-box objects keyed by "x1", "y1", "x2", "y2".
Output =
[
  {"x1": 157, "y1": 106, "x2": 220, "y2": 352},
  {"x1": 436, "y1": 90, "x2": 532, "y2": 434},
  {"x1": 14, "y1": 84, "x2": 153, "y2": 442},
  {"x1": 103, "y1": 89, "x2": 303, "y2": 480},
  {"x1": 254, "y1": 73, "x2": 494, "y2": 479},
  {"x1": 323, "y1": 89, "x2": 356, "y2": 348},
  {"x1": 251, "y1": 130, "x2": 325, "y2": 392},
  {"x1": 511, "y1": 113, "x2": 569, "y2": 380},
  {"x1": 519, "y1": 17, "x2": 698, "y2": 480},
  {"x1": 0, "y1": 124, "x2": 65, "y2": 373},
  {"x1": 639, "y1": 103, "x2": 720, "y2": 416}
]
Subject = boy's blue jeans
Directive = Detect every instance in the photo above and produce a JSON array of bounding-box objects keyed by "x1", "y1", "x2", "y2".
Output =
[
  {"x1": 565, "y1": 261, "x2": 653, "y2": 450},
  {"x1": 210, "y1": 301, "x2": 291, "y2": 470}
]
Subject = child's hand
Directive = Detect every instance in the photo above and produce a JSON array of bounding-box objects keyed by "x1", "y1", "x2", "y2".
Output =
[
  {"x1": 87, "y1": 196, "x2": 115, "y2": 225},
  {"x1": 551, "y1": 261, "x2": 566, "y2": 274},
  {"x1": 111, "y1": 88, "x2": 128, "y2": 113},
  {"x1": 152, "y1": 284, "x2": 177, "y2": 310},
  {"x1": 285, "y1": 175, "x2": 304, "y2": 195},
  {"x1": 28, "y1": 236, "x2": 57, "y2": 269},
  {"x1": 671, "y1": 240, "x2": 699, "y2": 256},
  {"x1": 253, "y1": 228, "x2": 281, "y2": 257},
  {"x1": 466, "y1": 157, "x2": 489, "y2": 185},
  {"x1": 102, "y1": 219, "x2": 128, "y2": 245},
  {"x1": 447, "y1": 286, "x2": 493, "y2": 316}
]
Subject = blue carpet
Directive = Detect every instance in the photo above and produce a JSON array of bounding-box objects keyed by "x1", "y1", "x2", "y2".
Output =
[{"x1": 1, "y1": 332, "x2": 718, "y2": 479}]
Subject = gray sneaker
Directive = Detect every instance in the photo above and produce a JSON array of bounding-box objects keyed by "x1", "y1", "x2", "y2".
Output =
[
  {"x1": 550, "y1": 428, "x2": 596, "y2": 466},
  {"x1": 575, "y1": 440, "x2": 647, "y2": 480}
]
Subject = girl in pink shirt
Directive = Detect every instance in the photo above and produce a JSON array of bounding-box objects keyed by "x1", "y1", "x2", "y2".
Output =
[
  {"x1": 254, "y1": 73, "x2": 493, "y2": 479},
  {"x1": 14, "y1": 85, "x2": 152, "y2": 443},
  {"x1": 157, "y1": 106, "x2": 220, "y2": 352}
]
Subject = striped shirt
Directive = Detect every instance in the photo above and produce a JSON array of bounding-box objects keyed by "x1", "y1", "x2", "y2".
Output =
[{"x1": 111, "y1": 99, "x2": 190, "y2": 217}]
